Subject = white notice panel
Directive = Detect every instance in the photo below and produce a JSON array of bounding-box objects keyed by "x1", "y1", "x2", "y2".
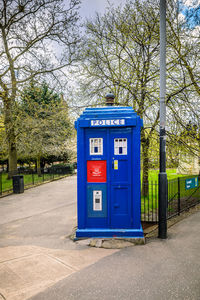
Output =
[{"x1": 93, "y1": 190, "x2": 102, "y2": 211}]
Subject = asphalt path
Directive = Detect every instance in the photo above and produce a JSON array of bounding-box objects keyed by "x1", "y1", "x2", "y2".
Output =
[
  {"x1": 0, "y1": 176, "x2": 77, "y2": 249},
  {"x1": 0, "y1": 175, "x2": 200, "y2": 300},
  {"x1": 29, "y1": 210, "x2": 200, "y2": 300},
  {"x1": 0, "y1": 175, "x2": 117, "y2": 300}
]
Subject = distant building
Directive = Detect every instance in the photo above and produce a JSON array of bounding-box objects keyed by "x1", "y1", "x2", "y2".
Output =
[
  {"x1": 177, "y1": 122, "x2": 200, "y2": 175},
  {"x1": 177, "y1": 150, "x2": 199, "y2": 175}
]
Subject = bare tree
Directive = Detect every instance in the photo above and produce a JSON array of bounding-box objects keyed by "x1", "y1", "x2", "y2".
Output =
[
  {"x1": 0, "y1": 0, "x2": 80, "y2": 176},
  {"x1": 168, "y1": 0, "x2": 200, "y2": 99},
  {"x1": 166, "y1": 0, "x2": 200, "y2": 172},
  {"x1": 75, "y1": 0, "x2": 161, "y2": 189},
  {"x1": 73, "y1": 0, "x2": 200, "y2": 190}
]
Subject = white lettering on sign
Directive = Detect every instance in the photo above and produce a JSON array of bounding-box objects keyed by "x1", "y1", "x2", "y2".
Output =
[
  {"x1": 91, "y1": 167, "x2": 102, "y2": 176},
  {"x1": 91, "y1": 119, "x2": 125, "y2": 126}
]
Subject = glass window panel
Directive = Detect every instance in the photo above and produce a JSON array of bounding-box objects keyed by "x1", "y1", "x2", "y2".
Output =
[
  {"x1": 90, "y1": 138, "x2": 103, "y2": 155},
  {"x1": 114, "y1": 138, "x2": 127, "y2": 155}
]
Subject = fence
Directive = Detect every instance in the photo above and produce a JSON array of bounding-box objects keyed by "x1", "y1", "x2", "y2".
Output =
[
  {"x1": 141, "y1": 175, "x2": 200, "y2": 223},
  {"x1": 141, "y1": 181, "x2": 159, "y2": 223},
  {"x1": 1, "y1": 170, "x2": 199, "y2": 222},
  {"x1": 168, "y1": 176, "x2": 200, "y2": 219},
  {"x1": 0, "y1": 165, "x2": 76, "y2": 197}
]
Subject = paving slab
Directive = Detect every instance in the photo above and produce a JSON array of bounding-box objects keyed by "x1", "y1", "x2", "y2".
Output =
[{"x1": 0, "y1": 243, "x2": 117, "y2": 299}]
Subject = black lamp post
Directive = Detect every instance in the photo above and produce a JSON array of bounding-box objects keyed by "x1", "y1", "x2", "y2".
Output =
[{"x1": 158, "y1": 0, "x2": 168, "y2": 239}]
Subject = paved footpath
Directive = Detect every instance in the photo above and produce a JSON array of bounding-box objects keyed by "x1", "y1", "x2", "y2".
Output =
[
  {"x1": 0, "y1": 176, "x2": 200, "y2": 300},
  {"x1": 29, "y1": 211, "x2": 200, "y2": 300},
  {"x1": 0, "y1": 176, "x2": 117, "y2": 300}
]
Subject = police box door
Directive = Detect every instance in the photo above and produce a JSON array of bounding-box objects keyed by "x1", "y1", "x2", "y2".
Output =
[{"x1": 110, "y1": 128, "x2": 132, "y2": 228}]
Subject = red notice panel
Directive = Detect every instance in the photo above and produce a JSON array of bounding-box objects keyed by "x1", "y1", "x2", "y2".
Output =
[{"x1": 87, "y1": 160, "x2": 107, "y2": 182}]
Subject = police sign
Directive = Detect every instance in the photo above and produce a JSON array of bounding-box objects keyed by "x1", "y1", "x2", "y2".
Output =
[{"x1": 91, "y1": 119, "x2": 125, "y2": 126}]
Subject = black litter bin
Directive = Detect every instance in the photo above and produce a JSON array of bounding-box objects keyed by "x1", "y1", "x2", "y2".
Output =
[{"x1": 12, "y1": 175, "x2": 24, "y2": 193}]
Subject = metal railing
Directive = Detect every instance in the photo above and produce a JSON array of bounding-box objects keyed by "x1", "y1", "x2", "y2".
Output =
[
  {"x1": 168, "y1": 176, "x2": 200, "y2": 219},
  {"x1": 1, "y1": 169, "x2": 199, "y2": 223},
  {"x1": 0, "y1": 166, "x2": 75, "y2": 197},
  {"x1": 0, "y1": 172, "x2": 2, "y2": 196},
  {"x1": 141, "y1": 181, "x2": 158, "y2": 223},
  {"x1": 141, "y1": 175, "x2": 200, "y2": 223}
]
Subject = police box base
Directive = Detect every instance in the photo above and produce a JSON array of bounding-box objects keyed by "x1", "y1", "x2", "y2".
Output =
[{"x1": 76, "y1": 226, "x2": 144, "y2": 239}]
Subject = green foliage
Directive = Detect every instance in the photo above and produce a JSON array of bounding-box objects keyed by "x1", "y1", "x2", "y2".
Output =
[
  {"x1": 74, "y1": 0, "x2": 200, "y2": 183},
  {"x1": 16, "y1": 82, "x2": 73, "y2": 161},
  {"x1": 21, "y1": 81, "x2": 61, "y2": 116},
  {"x1": 47, "y1": 163, "x2": 75, "y2": 174},
  {"x1": 0, "y1": 0, "x2": 80, "y2": 174}
]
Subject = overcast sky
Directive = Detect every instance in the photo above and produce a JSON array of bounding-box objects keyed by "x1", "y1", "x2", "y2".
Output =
[
  {"x1": 79, "y1": 0, "x2": 200, "y2": 28},
  {"x1": 79, "y1": 0, "x2": 124, "y2": 19}
]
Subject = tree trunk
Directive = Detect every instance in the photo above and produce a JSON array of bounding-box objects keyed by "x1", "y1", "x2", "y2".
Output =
[
  {"x1": 37, "y1": 155, "x2": 41, "y2": 177},
  {"x1": 8, "y1": 141, "x2": 17, "y2": 178},
  {"x1": 199, "y1": 131, "x2": 200, "y2": 175},
  {"x1": 4, "y1": 99, "x2": 18, "y2": 178},
  {"x1": 41, "y1": 159, "x2": 45, "y2": 169},
  {"x1": 141, "y1": 139, "x2": 150, "y2": 197}
]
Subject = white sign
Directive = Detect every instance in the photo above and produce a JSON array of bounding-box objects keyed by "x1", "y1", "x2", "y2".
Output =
[
  {"x1": 93, "y1": 190, "x2": 102, "y2": 211},
  {"x1": 91, "y1": 119, "x2": 125, "y2": 126}
]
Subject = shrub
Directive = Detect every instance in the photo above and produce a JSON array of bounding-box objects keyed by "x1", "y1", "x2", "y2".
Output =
[{"x1": 47, "y1": 163, "x2": 75, "y2": 175}]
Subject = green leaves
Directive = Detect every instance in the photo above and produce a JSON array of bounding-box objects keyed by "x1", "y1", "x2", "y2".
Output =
[{"x1": 16, "y1": 82, "x2": 73, "y2": 160}]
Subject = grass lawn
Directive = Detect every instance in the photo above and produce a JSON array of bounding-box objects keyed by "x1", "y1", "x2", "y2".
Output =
[
  {"x1": 1, "y1": 168, "x2": 198, "y2": 214},
  {"x1": 1, "y1": 173, "x2": 13, "y2": 192},
  {"x1": 1, "y1": 168, "x2": 181, "y2": 193},
  {"x1": 0, "y1": 172, "x2": 66, "y2": 194},
  {"x1": 146, "y1": 168, "x2": 185, "y2": 182},
  {"x1": 141, "y1": 169, "x2": 199, "y2": 216}
]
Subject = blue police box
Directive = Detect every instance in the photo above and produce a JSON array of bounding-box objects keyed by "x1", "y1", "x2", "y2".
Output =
[{"x1": 75, "y1": 106, "x2": 144, "y2": 238}]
